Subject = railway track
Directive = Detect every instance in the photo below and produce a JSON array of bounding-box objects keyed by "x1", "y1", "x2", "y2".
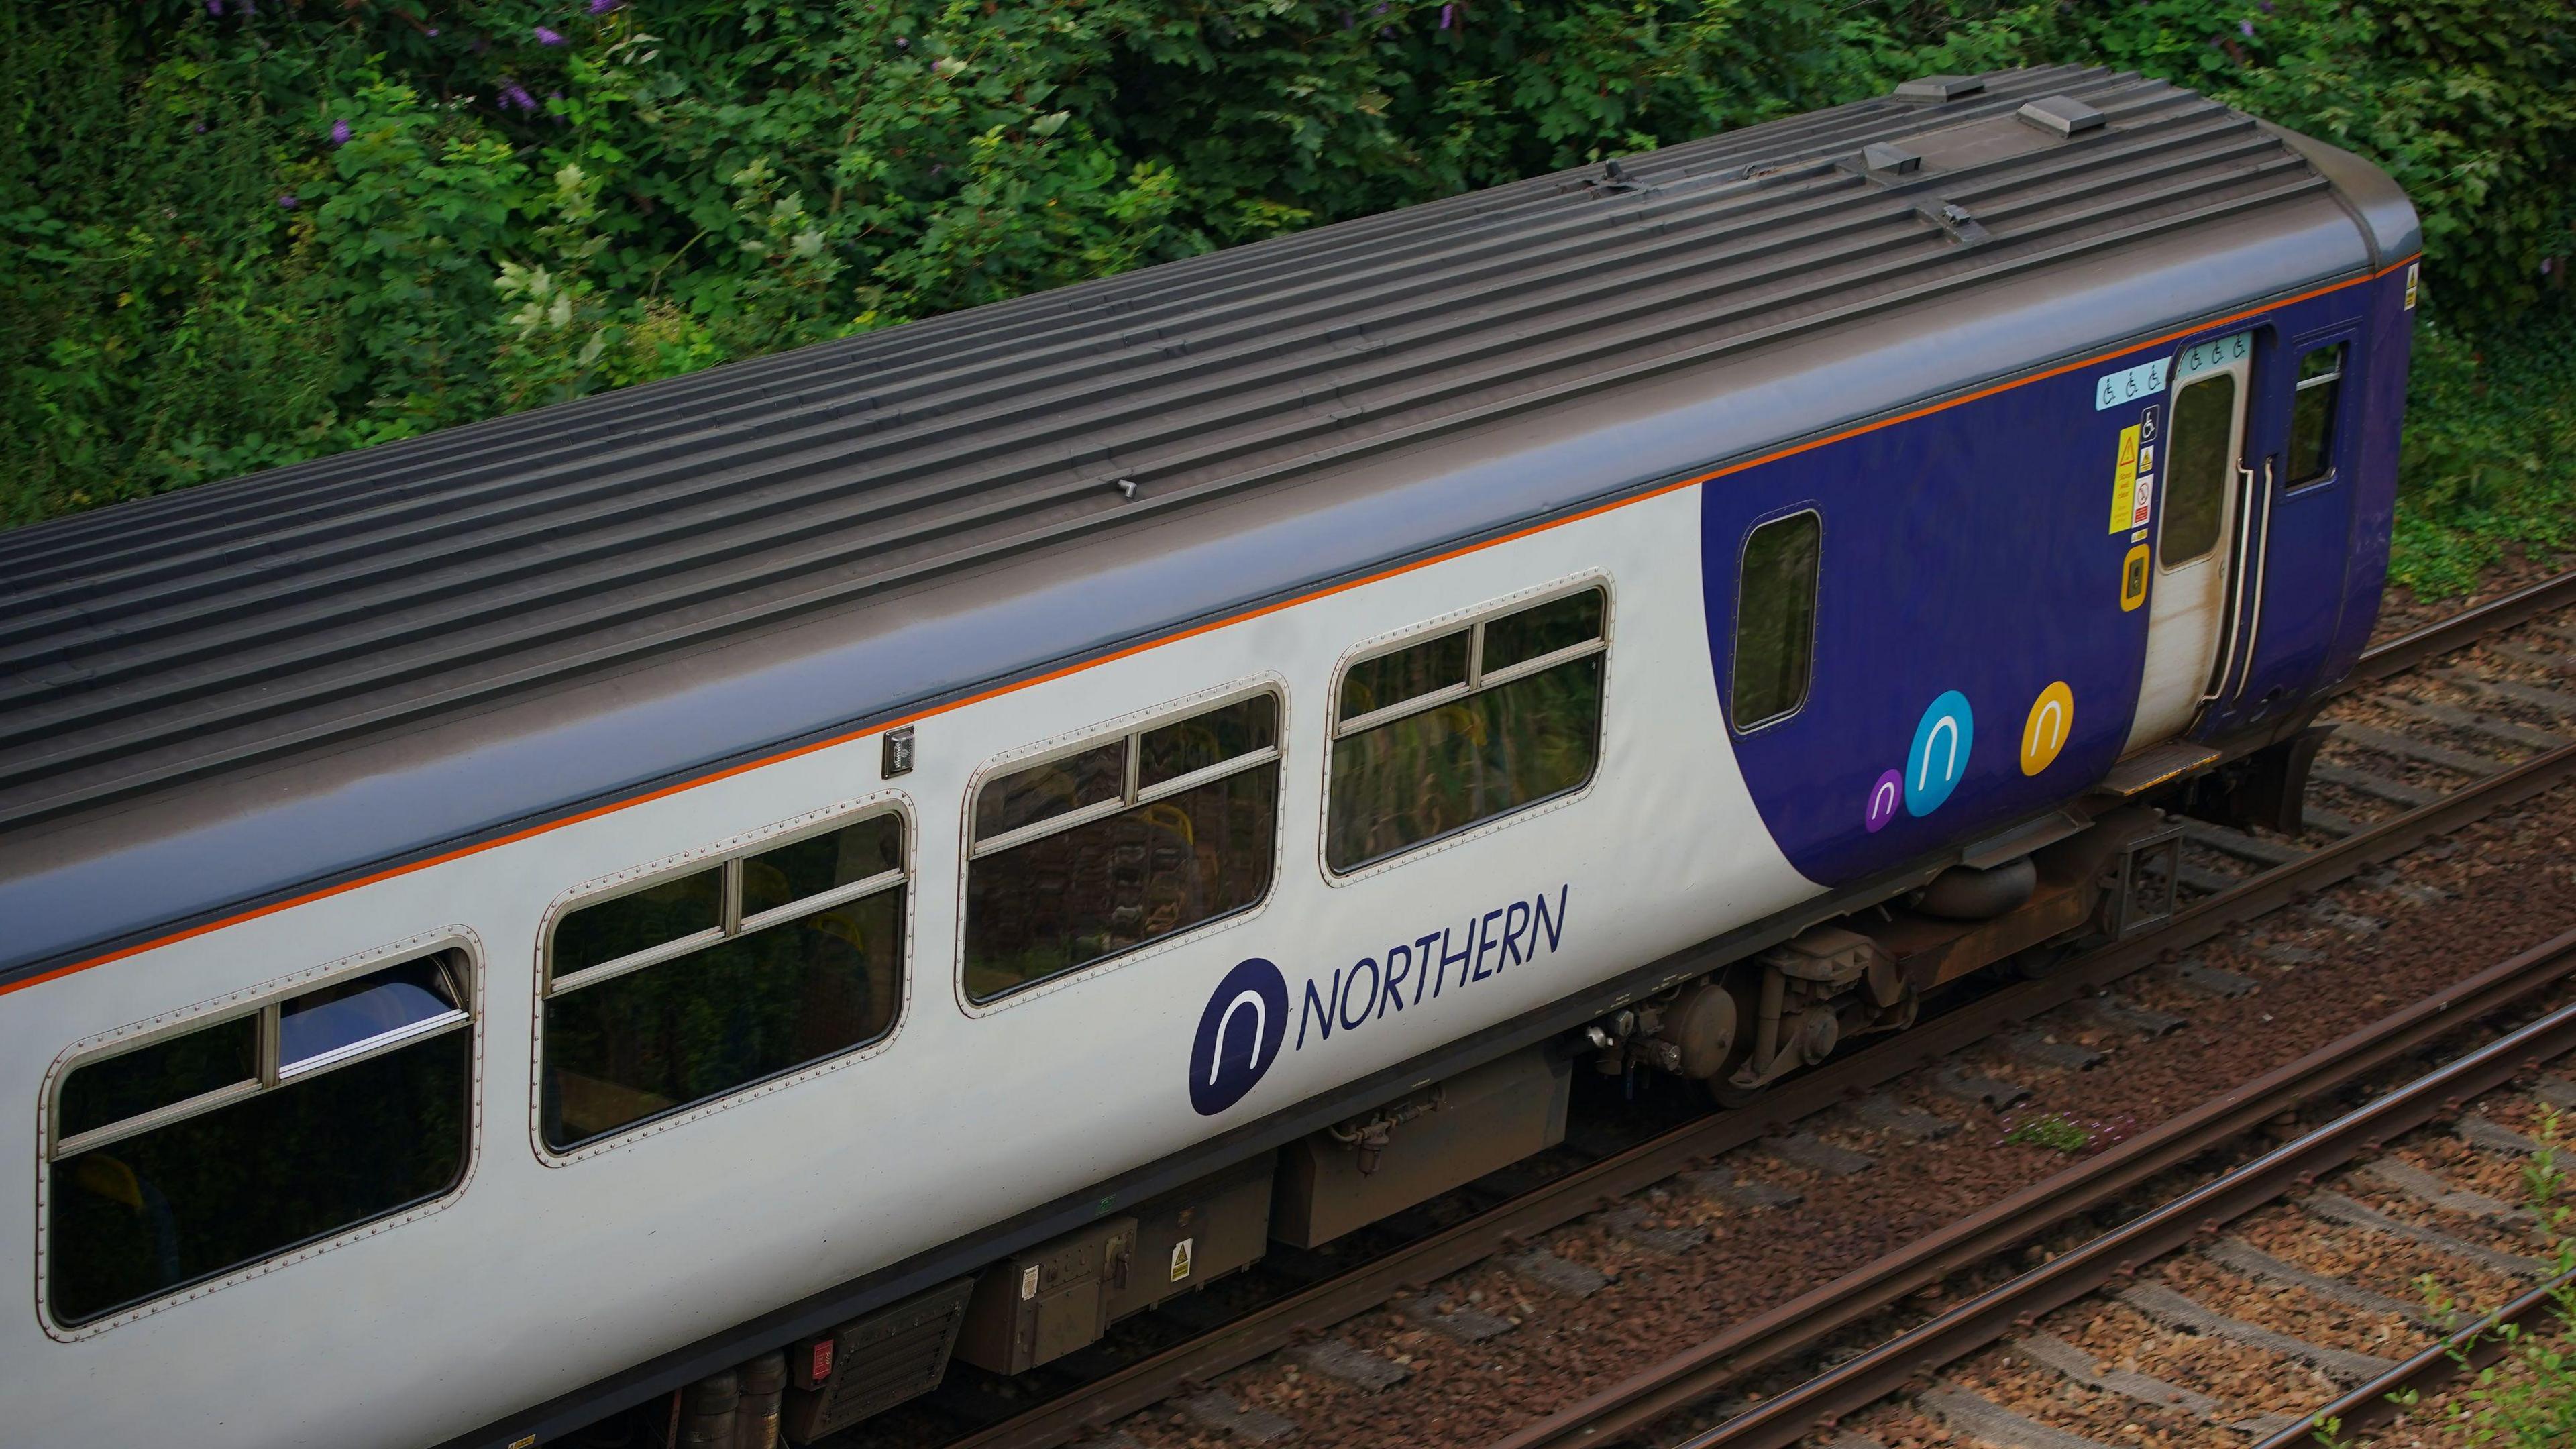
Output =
[
  {"x1": 827, "y1": 570, "x2": 2576, "y2": 1449},
  {"x1": 1528, "y1": 931, "x2": 2576, "y2": 1449}
]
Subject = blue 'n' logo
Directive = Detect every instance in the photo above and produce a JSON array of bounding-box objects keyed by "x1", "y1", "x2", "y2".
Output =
[
  {"x1": 1906, "y1": 690, "x2": 1974, "y2": 816},
  {"x1": 1189, "y1": 957, "x2": 1289, "y2": 1116}
]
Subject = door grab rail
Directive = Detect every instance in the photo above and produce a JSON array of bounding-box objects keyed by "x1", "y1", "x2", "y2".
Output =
[
  {"x1": 2226, "y1": 456, "x2": 2277, "y2": 705},
  {"x1": 2203, "y1": 462, "x2": 2260, "y2": 703}
]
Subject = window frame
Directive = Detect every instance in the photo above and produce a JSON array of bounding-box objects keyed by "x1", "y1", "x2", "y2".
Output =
[
  {"x1": 957, "y1": 680, "x2": 1287, "y2": 1010},
  {"x1": 2283, "y1": 333, "x2": 2353, "y2": 494},
  {"x1": 38, "y1": 930, "x2": 482, "y2": 1336},
  {"x1": 1727, "y1": 507, "x2": 1823, "y2": 735},
  {"x1": 542, "y1": 812, "x2": 908, "y2": 998},
  {"x1": 1320, "y1": 575, "x2": 1613, "y2": 881},
  {"x1": 533, "y1": 795, "x2": 914, "y2": 1160}
]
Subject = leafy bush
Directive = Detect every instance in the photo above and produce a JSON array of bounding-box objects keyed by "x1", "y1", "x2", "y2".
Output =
[
  {"x1": 2, "y1": 0, "x2": 2569, "y2": 536},
  {"x1": 2385, "y1": 311, "x2": 2576, "y2": 599}
]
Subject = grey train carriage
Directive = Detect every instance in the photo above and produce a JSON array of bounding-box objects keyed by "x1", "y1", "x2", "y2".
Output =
[{"x1": 0, "y1": 66, "x2": 2416, "y2": 1446}]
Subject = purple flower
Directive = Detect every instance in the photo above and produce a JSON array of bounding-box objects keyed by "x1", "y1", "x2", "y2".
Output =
[
  {"x1": 277, "y1": 193, "x2": 299, "y2": 209},
  {"x1": 1439, "y1": 2, "x2": 1453, "y2": 25},
  {"x1": 589, "y1": 0, "x2": 621, "y2": 11},
  {"x1": 2239, "y1": 17, "x2": 2254, "y2": 34},
  {"x1": 896, "y1": 35, "x2": 910, "y2": 46},
  {"x1": 193, "y1": 121, "x2": 208, "y2": 133},
  {"x1": 329, "y1": 118, "x2": 352, "y2": 146},
  {"x1": 535, "y1": 25, "x2": 566, "y2": 45},
  {"x1": 205, "y1": 0, "x2": 221, "y2": 13},
  {"x1": 499, "y1": 82, "x2": 538, "y2": 112},
  {"x1": 426, "y1": 26, "x2": 439, "y2": 36}
]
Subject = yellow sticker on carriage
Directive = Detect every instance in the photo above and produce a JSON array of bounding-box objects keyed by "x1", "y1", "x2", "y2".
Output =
[
  {"x1": 2109, "y1": 424, "x2": 2141, "y2": 533},
  {"x1": 2121, "y1": 543, "x2": 2150, "y2": 611}
]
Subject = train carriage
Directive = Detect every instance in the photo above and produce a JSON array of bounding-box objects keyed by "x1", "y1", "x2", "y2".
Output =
[{"x1": 0, "y1": 66, "x2": 2415, "y2": 1446}]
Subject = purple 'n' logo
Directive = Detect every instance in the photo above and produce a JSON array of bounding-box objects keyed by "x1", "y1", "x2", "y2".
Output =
[{"x1": 1864, "y1": 769, "x2": 1903, "y2": 833}]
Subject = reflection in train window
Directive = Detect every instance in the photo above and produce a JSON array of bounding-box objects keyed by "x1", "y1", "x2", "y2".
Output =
[
  {"x1": 2288, "y1": 342, "x2": 2345, "y2": 486},
  {"x1": 46, "y1": 952, "x2": 472, "y2": 1327},
  {"x1": 541, "y1": 810, "x2": 907, "y2": 1151},
  {"x1": 1731, "y1": 513, "x2": 1819, "y2": 730},
  {"x1": 2161, "y1": 372, "x2": 2239, "y2": 567},
  {"x1": 964, "y1": 692, "x2": 1281, "y2": 1003},
  {"x1": 1327, "y1": 586, "x2": 1607, "y2": 872}
]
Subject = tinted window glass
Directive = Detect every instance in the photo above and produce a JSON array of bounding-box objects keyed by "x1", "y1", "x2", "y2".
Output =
[
  {"x1": 2160, "y1": 372, "x2": 2237, "y2": 566},
  {"x1": 1483, "y1": 590, "x2": 1604, "y2": 674},
  {"x1": 975, "y1": 741, "x2": 1124, "y2": 843},
  {"x1": 1327, "y1": 653, "x2": 1602, "y2": 871},
  {"x1": 1339, "y1": 631, "x2": 1468, "y2": 723},
  {"x1": 965, "y1": 765, "x2": 1278, "y2": 1002},
  {"x1": 1138, "y1": 696, "x2": 1277, "y2": 790},
  {"x1": 49, "y1": 1030, "x2": 468, "y2": 1326},
  {"x1": 2288, "y1": 343, "x2": 2344, "y2": 486},
  {"x1": 1731, "y1": 513, "x2": 1819, "y2": 728},
  {"x1": 743, "y1": 814, "x2": 902, "y2": 919},
  {"x1": 543, "y1": 889, "x2": 904, "y2": 1150},
  {"x1": 279, "y1": 958, "x2": 460, "y2": 1069},
  {"x1": 58, "y1": 1016, "x2": 257, "y2": 1142},
  {"x1": 553, "y1": 868, "x2": 721, "y2": 978}
]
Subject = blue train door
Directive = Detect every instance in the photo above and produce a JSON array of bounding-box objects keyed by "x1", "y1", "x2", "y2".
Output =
[
  {"x1": 2124, "y1": 331, "x2": 2253, "y2": 751},
  {"x1": 2199, "y1": 329, "x2": 2361, "y2": 735}
]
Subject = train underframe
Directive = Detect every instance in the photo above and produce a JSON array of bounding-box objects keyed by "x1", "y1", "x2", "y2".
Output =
[{"x1": 601, "y1": 724, "x2": 2329, "y2": 1448}]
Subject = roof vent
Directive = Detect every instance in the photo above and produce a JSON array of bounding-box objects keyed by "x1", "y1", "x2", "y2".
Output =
[
  {"x1": 2016, "y1": 95, "x2": 2106, "y2": 138},
  {"x1": 1895, "y1": 74, "x2": 1985, "y2": 103},
  {"x1": 1862, "y1": 142, "x2": 1922, "y2": 176}
]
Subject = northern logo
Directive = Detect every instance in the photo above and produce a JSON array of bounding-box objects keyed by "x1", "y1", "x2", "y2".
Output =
[{"x1": 1189, "y1": 957, "x2": 1289, "y2": 1116}]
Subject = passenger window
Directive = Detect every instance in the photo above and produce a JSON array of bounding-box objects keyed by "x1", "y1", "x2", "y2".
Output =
[
  {"x1": 2287, "y1": 342, "x2": 2345, "y2": 486},
  {"x1": 965, "y1": 694, "x2": 1281, "y2": 1002},
  {"x1": 1327, "y1": 587, "x2": 1607, "y2": 872},
  {"x1": 47, "y1": 953, "x2": 472, "y2": 1327},
  {"x1": 542, "y1": 810, "x2": 907, "y2": 1151},
  {"x1": 1731, "y1": 513, "x2": 1819, "y2": 729},
  {"x1": 2160, "y1": 372, "x2": 2238, "y2": 566}
]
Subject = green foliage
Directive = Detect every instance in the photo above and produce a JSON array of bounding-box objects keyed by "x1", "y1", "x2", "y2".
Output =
[
  {"x1": 1, "y1": 0, "x2": 2570, "y2": 533},
  {"x1": 2385, "y1": 310, "x2": 2576, "y2": 600},
  {"x1": 2003, "y1": 1112, "x2": 2096, "y2": 1152},
  {"x1": 2321, "y1": 1113, "x2": 2576, "y2": 1447},
  {"x1": 2000, "y1": 1109, "x2": 2135, "y2": 1153}
]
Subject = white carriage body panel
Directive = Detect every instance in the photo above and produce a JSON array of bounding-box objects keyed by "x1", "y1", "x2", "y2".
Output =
[{"x1": 0, "y1": 485, "x2": 1822, "y2": 1447}]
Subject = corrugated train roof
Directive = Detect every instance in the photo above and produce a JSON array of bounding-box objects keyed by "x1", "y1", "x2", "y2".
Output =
[{"x1": 0, "y1": 65, "x2": 2337, "y2": 830}]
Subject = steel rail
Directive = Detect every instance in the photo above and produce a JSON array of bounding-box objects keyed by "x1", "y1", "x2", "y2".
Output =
[
  {"x1": 2253, "y1": 1265, "x2": 2576, "y2": 1447},
  {"x1": 1543, "y1": 927, "x2": 2576, "y2": 1449},
  {"x1": 2339, "y1": 568, "x2": 2576, "y2": 689},
  {"x1": 934, "y1": 580, "x2": 2576, "y2": 1449},
  {"x1": 1678, "y1": 943, "x2": 2576, "y2": 1449}
]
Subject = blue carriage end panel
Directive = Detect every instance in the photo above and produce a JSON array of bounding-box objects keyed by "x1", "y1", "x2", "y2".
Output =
[{"x1": 1701, "y1": 276, "x2": 2387, "y2": 889}]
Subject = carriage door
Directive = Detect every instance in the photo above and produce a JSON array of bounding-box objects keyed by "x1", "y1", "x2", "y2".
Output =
[{"x1": 2124, "y1": 331, "x2": 2253, "y2": 751}]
